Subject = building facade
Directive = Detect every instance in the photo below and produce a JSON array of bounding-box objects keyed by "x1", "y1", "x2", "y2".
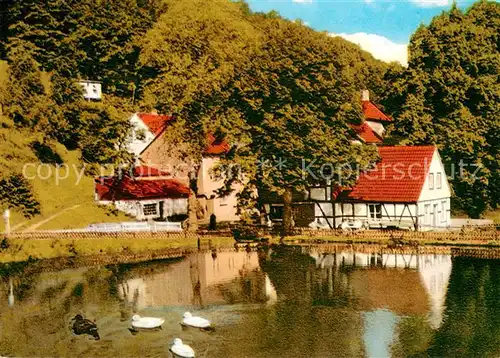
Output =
[
  {"x1": 261, "y1": 91, "x2": 452, "y2": 231},
  {"x1": 94, "y1": 166, "x2": 189, "y2": 221}
]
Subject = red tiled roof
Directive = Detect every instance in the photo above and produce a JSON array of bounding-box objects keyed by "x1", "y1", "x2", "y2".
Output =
[
  {"x1": 362, "y1": 101, "x2": 392, "y2": 122},
  {"x1": 349, "y1": 123, "x2": 383, "y2": 144},
  {"x1": 137, "y1": 113, "x2": 174, "y2": 136},
  {"x1": 205, "y1": 133, "x2": 230, "y2": 155},
  {"x1": 342, "y1": 146, "x2": 436, "y2": 203},
  {"x1": 131, "y1": 165, "x2": 170, "y2": 178},
  {"x1": 95, "y1": 175, "x2": 189, "y2": 201}
]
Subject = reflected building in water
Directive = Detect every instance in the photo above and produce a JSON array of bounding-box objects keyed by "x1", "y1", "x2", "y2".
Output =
[
  {"x1": 308, "y1": 248, "x2": 452, "y2": 357},
  {"x1": 309, "y1": 248, "x2": 452, "y2": 329},
  {"x1": 118, "y1": 251, "x2": 277, "y2": 309}
]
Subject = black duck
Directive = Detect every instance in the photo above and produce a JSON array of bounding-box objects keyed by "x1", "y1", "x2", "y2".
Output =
[{"x1": 71, "y1": 314, "x2": 100, "y2": 340}]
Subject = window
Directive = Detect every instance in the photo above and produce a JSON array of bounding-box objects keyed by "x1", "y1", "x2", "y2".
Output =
[
  {"x1": 368, "y1": 204, "x2": 382, "y2": 219},
  {"x1": 136, "y1": 129, "x2": 146, "y2": 141},
  {"x1": 441, "y1": 201, "x2": 446, "y2": 221},
  {"x1": 143, "y1": 203, "x2": 157, "y2": 216},
  {"x1": 429, "y1": 173, "x2": 434, "y2": 190},
  {"x1": 220, "y1": 195, "x2": 229, "y2": 206},
  {"x1": 424, "y1": 204, "x2": 431, "y2": 225},
  {"x1": 270, "y1": 206, "x2": 284, "y2": 220},
  {"x1": 436, "y1": 173, "x2": 442, "y2": 189}
]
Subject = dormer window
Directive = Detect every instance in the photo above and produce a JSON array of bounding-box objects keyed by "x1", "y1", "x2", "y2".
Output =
[{"x1": 136, "y1": 129, "x2": 146, "y2": 141}]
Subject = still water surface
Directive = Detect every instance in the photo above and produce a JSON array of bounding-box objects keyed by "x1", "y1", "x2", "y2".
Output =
[{"x1": 1, "y1": 246, "x2": 500, "y2": 357}]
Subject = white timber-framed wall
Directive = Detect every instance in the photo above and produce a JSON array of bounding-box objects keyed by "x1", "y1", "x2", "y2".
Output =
[{"x1": 306, "y1": 149, "x2": 451, "y2": 231}]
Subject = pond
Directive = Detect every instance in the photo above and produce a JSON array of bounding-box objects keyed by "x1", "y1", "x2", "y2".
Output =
[{"x1": 1, "y1": 245, "x2": 500, "y2": 357}]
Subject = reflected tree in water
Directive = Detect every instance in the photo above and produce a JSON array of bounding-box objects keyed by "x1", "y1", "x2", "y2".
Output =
[
  {"x1": 253, "y1": 245, "x2": 365, "y2": 357},
  {"x1": 425, "y1": 258, "x2": 500, "y2": 357},
  {"x1": 390, "y1": 315, "x2": 433, "y2": 358}
]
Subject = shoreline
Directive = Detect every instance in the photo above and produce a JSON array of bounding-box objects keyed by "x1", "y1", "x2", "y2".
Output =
[{"x1": 0, "y1": 229, "x2": 499, "y2": 265}]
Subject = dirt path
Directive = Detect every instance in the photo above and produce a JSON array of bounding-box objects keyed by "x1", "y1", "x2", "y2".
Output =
[{"x1": 22, "y1": 204, "x2": 81, "y2": 232}]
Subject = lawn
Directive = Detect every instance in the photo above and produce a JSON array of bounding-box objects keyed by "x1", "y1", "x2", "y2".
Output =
[
  {"x1": 1, "y1": 146, "x2": 129, "y2": 232},
  {"x1": 484, "y1": 209, "x2": 500, "y2": 224},
  {"x1": 0, "y1": 236, "x2": 236, "y2": 263}
]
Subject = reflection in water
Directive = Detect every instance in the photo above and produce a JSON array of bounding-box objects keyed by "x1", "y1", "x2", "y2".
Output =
[
  {"x1": 117, "y1": 251, "x2": 276, "y2": 308},
  {"x1": 309, "y1": 249, "x2": 452, "y2": 328},
  {"x1": 8, "y1": 276, "x2": 13, "y2": 306},
  {"x1": 363, "y1": 309, "x2": 399, "y2": 358},
  {"x1": 1, "y1": 246, "x2": 500, "y2": 357}
]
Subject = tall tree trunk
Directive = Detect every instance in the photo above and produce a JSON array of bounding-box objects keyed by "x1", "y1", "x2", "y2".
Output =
[
  {"x1": 187, "y1": 165, "x2": 200, "y2": 232},
  {"x1": 282, "y1": 187, "x2": 293, "y2": 234},
  {"x1": 187, "y1": 189, "x2": 198, "y2": 232}
]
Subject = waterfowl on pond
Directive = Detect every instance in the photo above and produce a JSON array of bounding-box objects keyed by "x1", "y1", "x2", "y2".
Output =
[
  {"x1": 71, "y1": 314, "x2": 100, "y2": 340},
  {"x1": 131, "y1": 314, "x2": 165, "y2": 329},
  {"x1": 169, "y1": 338, "x2": 195, "y2": 358},
  {"x1": 181, "y1": 312, "x2": 213, "y2": 330}
]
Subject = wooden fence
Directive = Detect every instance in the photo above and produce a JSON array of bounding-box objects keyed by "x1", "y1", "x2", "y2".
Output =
[
  {"x1": 284, "y1": 226, "x2": 499, "y2": 242},
  {"x1": 3, "y1": 225, "x2": 498, "y2": 242},
  {"x1": 3, "y1": 230, "x2": 232, "y2": 240}
]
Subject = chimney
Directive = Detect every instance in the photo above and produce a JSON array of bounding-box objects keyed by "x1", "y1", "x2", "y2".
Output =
[
  {"x1": 150, "y1": 109, "x2": 158, "y2": 115},
  {"x1": 361, "y1": 90, "x2": 370, "y2": 102}
]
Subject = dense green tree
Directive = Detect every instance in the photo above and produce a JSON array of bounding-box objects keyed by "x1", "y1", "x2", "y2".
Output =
[
  {"x1": 0, "y1": 175, "x2": 41, "y2": 218},
  {"x1": 1, "y1": 0, "x2": 163, "y2": 99},
  {"x1": 138, "y1": 0, "x2": 261, "y2": 113},
  {"x1": 383, "y1": 1, "x2": 500, "y2": 217},
  {"x1": 211, "y1": 19, "x2": 379, "y2": 231},
  {"x1": 137, "y1": 0, "x2": 262, "y2": 230}
]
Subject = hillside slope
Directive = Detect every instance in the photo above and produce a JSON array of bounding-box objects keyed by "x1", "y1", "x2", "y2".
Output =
[{"x1": 0, "y1": 122, "x2": 128, "y2": 231}]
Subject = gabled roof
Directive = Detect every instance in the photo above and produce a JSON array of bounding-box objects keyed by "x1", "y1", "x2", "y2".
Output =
[
  {"x1": 341, "y1": 146, "x2": 436, "y2": 203},
  {"x1": 205, "y1": 133, "x2": 230, "y2": 155},
  {"x1": 137, "y1": 113, "x2": 174, "y2": 136},
  {"x1": 95, "y1": 175, "x2": 189, "y2": 201},
  {"x1": 349, "y1": 123, "x2": 383, "y2": 144},
  {"x1": 362, "y1": 101, "x2": 392, "y2": 122}
]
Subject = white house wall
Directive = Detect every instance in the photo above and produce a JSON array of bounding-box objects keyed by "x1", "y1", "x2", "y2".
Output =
[
  {"x1": 99, "y1": 198, "x2": 188, "y2": 221},
  {"x1": 418, "y1": 150, "x2": 451, "y2": 202},
  {"x1": 198, "y1": 157, "x2": 242, "y2": 223},
  {"x1": 417, "y1": 150, "x2": 451, "y2": 229},
  {"x1": 126, "y1": 113, "x2": 157, "y2": 158},
  {"x1": 417, "y1": 198, "x2": 450, "y2": 229},
  {"x1": 366, "y1": 121, "x2": 385, "y2": 137},
  {"x1": 113, "y1": 200, "x2": 143, "y2": 219},
  {"x1": 314, "y1": 202, "x2": 418, "y2": 228}
]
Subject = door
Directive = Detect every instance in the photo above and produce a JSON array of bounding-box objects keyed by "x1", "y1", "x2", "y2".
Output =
[
  {"x1": 159, "y1": 201, "x2": 164, "y2": 220},
  {"x1": 433, "y1": 203, "x2": 438, "y2": 227}
]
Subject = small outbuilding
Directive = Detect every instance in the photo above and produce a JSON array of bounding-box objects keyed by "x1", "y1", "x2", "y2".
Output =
[{"x1": 94, "y1": 166, "x2": 189, "y2": 221}]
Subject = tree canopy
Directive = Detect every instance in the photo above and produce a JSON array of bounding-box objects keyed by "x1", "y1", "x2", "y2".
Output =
[
  {"x1": 195, "y1": 18, "x2": 380, "y2": 229},
  {"x1": 382, "y1": 0, "x2": 499, "y2": 217}
]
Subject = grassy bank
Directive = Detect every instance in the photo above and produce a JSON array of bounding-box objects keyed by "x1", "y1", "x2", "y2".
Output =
[
  {"x1": 0, "y1": 143, "x2": 129, "y2": 233},
  {"x1": 0, "y1": 236, "x2": 236, "y2": 263},
  {"x1": 2, "y1": 227, "x2": 499, "y2": 264}
]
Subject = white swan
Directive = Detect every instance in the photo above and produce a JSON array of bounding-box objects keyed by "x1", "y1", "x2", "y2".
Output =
[
  {"x1": 181, "y1": 312, "x2": 212, "y2": 329},
  {"x1": 170, "y1": 338, "x2": 195, "y2": 358},
  {"x1": 131, "y1": 314, "x2": 164, "y2": 329}
]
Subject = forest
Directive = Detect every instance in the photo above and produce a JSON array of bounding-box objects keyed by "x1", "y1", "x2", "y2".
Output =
[{"x1": 0, "y1": 0, "x2": 498, "y2": 227}]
